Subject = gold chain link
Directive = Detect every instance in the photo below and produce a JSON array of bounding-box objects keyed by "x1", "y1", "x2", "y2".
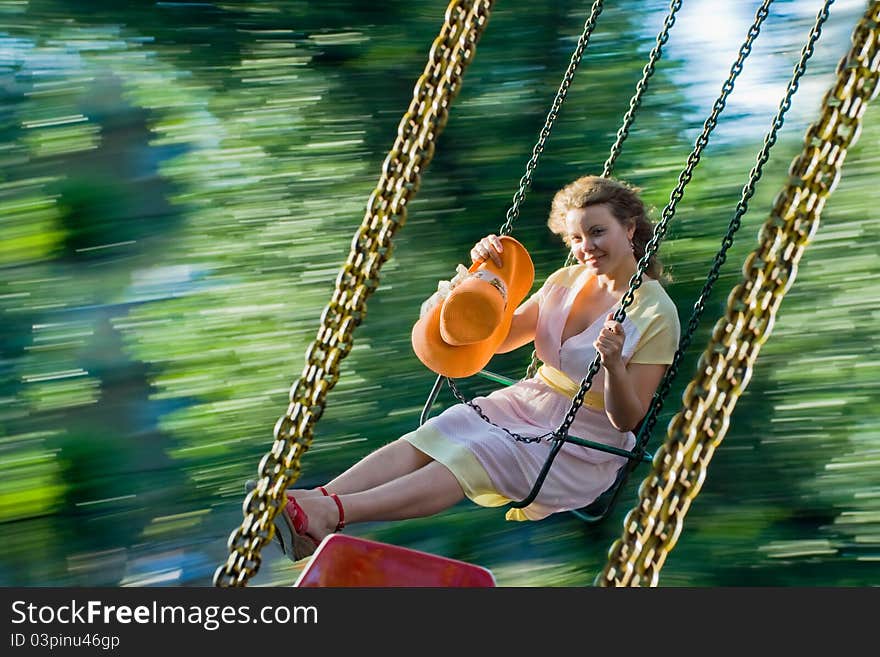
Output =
[
  {"x1": 214, "y1": 0, "x2": 496, "y2": 587},
  {"x1": 598, "y1": 1, "x2": 880, "y2": 587}
]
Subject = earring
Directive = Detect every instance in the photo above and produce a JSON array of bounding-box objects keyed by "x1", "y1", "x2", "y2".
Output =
[{"x1": 629, "y1": 238, "x2": 635, "y2": 253}]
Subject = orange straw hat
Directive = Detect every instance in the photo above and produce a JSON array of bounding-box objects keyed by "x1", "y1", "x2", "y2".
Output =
[{"x1": 412, "y1": 236, "x2": 535, "y2": 378}]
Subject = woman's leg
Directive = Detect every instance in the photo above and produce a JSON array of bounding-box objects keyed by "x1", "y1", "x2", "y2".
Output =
[
  {"x1": 295, "y1": 461, "x2": 465, "y2": 542},
  {"x1": 293, "y1": 437, "x2": 433, "y2": 497}
]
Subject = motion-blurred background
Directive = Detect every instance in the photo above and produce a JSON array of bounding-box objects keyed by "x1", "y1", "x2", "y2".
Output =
[{"x1": 1, "y1": 0, "x2": 877, "y2": 587}]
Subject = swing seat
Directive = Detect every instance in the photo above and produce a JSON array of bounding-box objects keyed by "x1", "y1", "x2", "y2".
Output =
[{"x1": 293, "y1": 534, "x2": 496, "y2": 587}]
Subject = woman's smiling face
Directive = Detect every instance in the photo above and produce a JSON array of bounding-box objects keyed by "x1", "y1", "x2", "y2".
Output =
[{"x1": 564, "y1": 204, "x2": 636, "y2": 276}]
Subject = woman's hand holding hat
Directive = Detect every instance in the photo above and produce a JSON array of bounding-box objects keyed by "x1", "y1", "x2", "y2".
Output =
[
  {"x1": 421, "y1": 233, "x2": 508, "y2": 321},
  {"x1": 470, "y1": 234, "x2": 504, "y2": 268}
]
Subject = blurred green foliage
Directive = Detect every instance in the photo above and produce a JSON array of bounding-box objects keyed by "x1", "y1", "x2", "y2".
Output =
[{"x1": 0, "y1": 0, "x2": 877, "y2": 586}]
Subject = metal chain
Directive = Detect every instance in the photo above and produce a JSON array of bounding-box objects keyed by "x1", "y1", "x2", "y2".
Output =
[
  {"x1": 599, "y1": 0, "x2": 880, "y2": 587},
  {"x1": 457, "y1": 0, "x2": 608, "y2": 421},
  {"x1": 447, "y1": 378, "x2": 548, "y2": 443},
  {"x1": 496, "y1": 0, "x2": 605, "y2": 238},
  {"x1": 425, "y1": 2, "x2": 608, "y2": 433},
  {"x1": 632, "y1": 0, "x2": 833, "y2": 462},
  {"x1": 214, "y1": 0, "x2": 496, "y2": 588}
]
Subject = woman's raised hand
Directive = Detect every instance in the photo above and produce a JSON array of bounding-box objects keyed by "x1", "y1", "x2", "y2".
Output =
[
  {"x1": 470, "y1": 234, "x2": 504, "y2": 267},
  {"x1": 595, "y1": 313, "x2": 626, "y2": 372}
]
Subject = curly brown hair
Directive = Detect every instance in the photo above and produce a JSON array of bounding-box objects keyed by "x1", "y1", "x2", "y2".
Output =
[{"x1": 548, "y1": 175, "x2": 663, "y2": 280}]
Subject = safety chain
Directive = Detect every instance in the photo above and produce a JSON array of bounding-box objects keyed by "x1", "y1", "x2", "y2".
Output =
[
  {"x1": 214, "y1": 0, "x2": 496, "y2": 587},
  {"x1": 632, "y1": 0, "x2": 833, "y2": 466},
  {"x1": 497, "y1": 0, "x2": 605, "y2": 238},
  {"x1": 599, "y1": 0, "x2": 880, "y2": 587},
  {"x1": 447, "y1": 378, "x2": 548, "y2": 443}
]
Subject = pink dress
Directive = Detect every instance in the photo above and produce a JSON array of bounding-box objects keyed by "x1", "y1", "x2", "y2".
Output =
[{"x1": 403, "y1": 265, "x2": 680, "y2": 520}]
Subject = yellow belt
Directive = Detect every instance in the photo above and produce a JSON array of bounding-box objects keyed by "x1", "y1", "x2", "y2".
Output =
[{"x1": 537, "y1": 364, "x2": 605, "y2": 411}]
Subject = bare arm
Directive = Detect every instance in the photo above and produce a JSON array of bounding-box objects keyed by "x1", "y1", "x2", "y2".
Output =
[{"x1": 601, "y1": 361, "x2": 666, "y2": 432}]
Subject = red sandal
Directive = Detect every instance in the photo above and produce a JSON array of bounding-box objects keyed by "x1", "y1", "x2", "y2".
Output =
[
  {"x1": 284, "y1": 493, "x2": 346, "y2": 561},
  {"x1": 244, "y1": 480, "x2": 340, "y2": 560}
]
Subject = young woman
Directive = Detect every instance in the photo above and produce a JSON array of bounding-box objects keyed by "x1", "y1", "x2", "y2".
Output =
[{"x1": 263, "y1": 175, "x2": 680, "y2": 561}]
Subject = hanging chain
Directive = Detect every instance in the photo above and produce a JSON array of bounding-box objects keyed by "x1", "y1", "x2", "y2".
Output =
[
  {"x1": 496, "y1": 0, "x2": 605, "y2": 238},
  {"x1": 599, "y1": 0, "x2": 880, "y2": 588},
  {"x1": 214, "y1": 0, "x2": 496, "y2": 588},
  {"x1": 632, "y1": 0, "x2": 833, "y2": 462},
  {"x1": 455, "y1": 0, "x2": 608, "y2": 428}
]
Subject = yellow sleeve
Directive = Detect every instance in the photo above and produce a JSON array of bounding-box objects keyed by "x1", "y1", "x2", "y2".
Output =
[{"x1": 628, "y1": 286, "x2": 681, "y2": 365}]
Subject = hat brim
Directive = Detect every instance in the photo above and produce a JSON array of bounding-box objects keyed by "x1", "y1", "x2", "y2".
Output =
[
  {"x1": 411, "y1": 236, "x2": 534, "y2": 379},
  {"x1": 412, "y1": 301, "x2": 515, "y2": 379}
]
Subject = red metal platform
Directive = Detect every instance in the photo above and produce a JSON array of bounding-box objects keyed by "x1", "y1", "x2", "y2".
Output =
[{"x1": 293, "y1": 534, "x2": 496, "y2": 587}]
